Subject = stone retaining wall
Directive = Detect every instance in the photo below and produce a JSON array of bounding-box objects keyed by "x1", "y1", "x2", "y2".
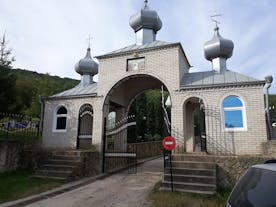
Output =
[
  {"x1": 0, "y1": 140, "x2": 41, "y2": 172},
  {"x1": 74, "y1": 151, "x2": 102, "y2": 178},
  {"x1": 262, "y1": 140, "x2": 276, "y2": 156},
  {"x1": 215, "y1": 155, "x2": 275, "y2": 189}
]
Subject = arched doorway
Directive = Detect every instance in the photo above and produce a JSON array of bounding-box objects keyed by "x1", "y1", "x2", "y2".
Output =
[
  {"x1": 77, "y1": 104, "x2": 93, "y2": 149},
  {"x1": 102, "y1": 74, "x2": 171, "y2": 172},
  {"x1": 183, "y1": 97, "x2": 206, "y2": 153}
]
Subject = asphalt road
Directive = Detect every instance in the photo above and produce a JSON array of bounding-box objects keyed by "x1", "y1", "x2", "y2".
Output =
[{"x1": 26, "y1": 158, "x2": 163, "y2": 207}]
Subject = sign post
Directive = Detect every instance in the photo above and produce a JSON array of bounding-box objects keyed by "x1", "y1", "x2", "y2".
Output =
[{"x1": 162, "y1": 136, "x2": 176, "y2": 192}]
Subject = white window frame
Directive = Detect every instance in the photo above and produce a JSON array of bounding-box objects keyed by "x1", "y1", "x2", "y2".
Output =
[
  {"x1": 53, "y1": 106, "x2": 67, "y2": 132},
  {"x1": 222, "y1": 96, "x2": 247, "y2": 132}
]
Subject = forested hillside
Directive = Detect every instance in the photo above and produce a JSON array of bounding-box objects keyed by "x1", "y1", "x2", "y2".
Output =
[
  {"x1": 0, "y1": 66, "x2": 79, "y2": 116},
  {"x1": 269, "y1": 94, "x2": 276, "y2": 107}
]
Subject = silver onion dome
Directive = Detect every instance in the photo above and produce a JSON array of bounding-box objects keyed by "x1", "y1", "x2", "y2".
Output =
[
  {"x1": 204, "y1": 26, "x2": 234, "y2": 61},
  {"x1": 75, "y1": 47, "x2": 98, "y2": 76},
  {"x1": 129, "y1": 0, "x2": 162, "y2": 33}
]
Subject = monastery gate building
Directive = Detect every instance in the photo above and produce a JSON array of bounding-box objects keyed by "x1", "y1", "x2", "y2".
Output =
[{"x1": 42, "y1": 1, "x2": 267, "y2": 158}]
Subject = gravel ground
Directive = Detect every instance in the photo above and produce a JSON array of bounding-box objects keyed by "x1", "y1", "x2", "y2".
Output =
[{"x1": 26, "y1": 158, "x2": 163, "y2": 207}]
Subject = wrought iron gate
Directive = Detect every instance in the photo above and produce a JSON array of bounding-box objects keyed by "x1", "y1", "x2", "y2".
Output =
[
  {"x1": 199, "y1": 103, "x2": 207, "y2": 152},
  {"x1": 77, "y1": 104, "x2": 93, "y2": 149},
  {"x1": 102, "y1": 115, "x2": 137, "y2": 173}
]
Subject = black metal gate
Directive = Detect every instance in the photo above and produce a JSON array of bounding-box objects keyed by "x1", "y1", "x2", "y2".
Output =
[
  {"x1": 199, "y1": 104, "x2": 207, "y2": 152},
  {"x1": 102, "y1": 115, "x2": 137, "y2": 173},
  {"x1": 77, "y1": 104, "x2": 93, "y2": 149}
]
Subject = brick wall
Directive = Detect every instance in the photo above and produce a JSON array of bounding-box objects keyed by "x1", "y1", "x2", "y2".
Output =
[
  {"x1": 42, "y1": 96, "x2": 104, "y2": 149},
  {"x1": 171, "y1": 84, "x2": 267, "y2": 155}
]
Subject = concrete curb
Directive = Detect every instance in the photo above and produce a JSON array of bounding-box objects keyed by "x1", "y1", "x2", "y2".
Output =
[{"x1": 0, "y1": 156, "x2": 162, "y2": 207}]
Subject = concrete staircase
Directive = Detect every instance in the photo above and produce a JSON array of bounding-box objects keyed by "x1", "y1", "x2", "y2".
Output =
[
  {"x1": 32, "y1": 151, "x2": 82, "y2": 180},
  {"x1": 161, "y1": 154, "x2": 217, "y2": 195}
]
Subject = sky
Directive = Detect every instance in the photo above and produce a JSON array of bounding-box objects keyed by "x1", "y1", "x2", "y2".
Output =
[{"x1": 1, "y1": 0, "x2": 276, "y2": 93}]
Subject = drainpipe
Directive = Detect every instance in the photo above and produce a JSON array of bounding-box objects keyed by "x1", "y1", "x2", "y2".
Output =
[
  {"x1": 264, "y1": 75, "x2": 273, "y2": 140},
  {"x1": 39, "y1": 96, "x2": 45, "y2": 135}
]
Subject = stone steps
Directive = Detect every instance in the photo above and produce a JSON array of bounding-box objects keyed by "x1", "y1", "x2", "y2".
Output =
[
  {"x1": 41, "y1": 164, "x2": 75, "y2": 171},
  {"x1": 52, "y1": 150, "x2": 82, "y2": 156},
  {"x1": 32, "y1": 151, "x2": 82, "y2": 180},
  {"x1": 163, "y1": 174, "x2": 216, "y2": 184},
  {"x1": 51, "y1": 155, "x2": 81, "y2": 161},
  {"x1": 162, "y1": 180, "x2": 216, "y2": 192},
  {"x1": 172, "y1": 154, "x2": 216, "y2": 162},
  {"x1": 45, "y1": 159, "x2": 81, "y2": 166},
  {"x1": 162, "y1": 154, "x2": 217, "y2": 195},
  {"x1": 164, "y1": 167, "x2": 215, "y2": 176},
  {"x1": 172, "y1": 161, "x2": 216, "y2": 169}
]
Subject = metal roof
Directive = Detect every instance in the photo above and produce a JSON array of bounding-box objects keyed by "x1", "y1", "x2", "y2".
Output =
[
  {"x1": 204, "y1": 26, "x2": 234, "y2": 61},
  {"x1": 96, "y1": 40, "x2": 177, "y2": 59},
  {"x1": 51, "y1": 82, "x2": 97, "y2": 98},
  {"x1": 181, "y1": 70, "x2": 265, "y2": 89},
  {"x1": 75, "y1": 47, "x2": 98, "y2": 76},
  {"x1": 252, "y1": 164, "x2": 276, "y2": 172},
  {"x1": 129, "y1": 0, "x2": 162, "y2": 33}
]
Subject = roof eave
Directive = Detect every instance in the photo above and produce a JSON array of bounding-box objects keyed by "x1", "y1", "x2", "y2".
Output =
[
  {"x1": 180, "y1": 80, "x2": 266, "y2": 90},
  {"x1": 45, "y1": 93, "x2": 98, "y2": 101},
  {"x1": 95, "y1": 42, "x2": 191, "y2": 68}
]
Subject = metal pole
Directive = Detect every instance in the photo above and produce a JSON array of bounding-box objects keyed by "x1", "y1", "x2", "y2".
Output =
[
  {"x1": 265, "y1": 76, "x2": 273, "y2": 140},
  {"x1": 169, "y1": 151, "x2": 174, "y2": 192},
  {"x1": 102, "y1": 118, "x2": 107, "y2": 173},
  {"x1": 266, "y1": 87, "x2": 271, "y2": 140}
]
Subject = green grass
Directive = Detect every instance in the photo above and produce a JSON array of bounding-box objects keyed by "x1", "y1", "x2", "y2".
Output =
[
  {"x1": 0, "y1": 170, "x2": 64, "y2": 204},
  {"x1": 148, "y1": 182, "x2": 231, "y2": 207}
]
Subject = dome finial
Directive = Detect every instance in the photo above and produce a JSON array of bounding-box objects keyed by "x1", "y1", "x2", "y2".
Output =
[
  {"x1": 129, "y1": 0, "x2": 162, "y2": 45},
  {"x1": 86, "y1": 34, "x2": 92, "y2": 49},
  {"x1": 204, "y1": 13, "x2": 234, "y2": 73},
  {"x1": 211, "y1": 13, "x2": 221, "y2": 31},
  {"x1": 144, "y1": 0, "x2": 148, "y2": 9},
  {"x1": 75, "y1": 38, "x2": 98, "y2": 83}
]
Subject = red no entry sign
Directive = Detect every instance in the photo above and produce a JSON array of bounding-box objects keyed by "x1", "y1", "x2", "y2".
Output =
[{"x1": 162, "y1": 136, "x2": 176, "y2": 151}]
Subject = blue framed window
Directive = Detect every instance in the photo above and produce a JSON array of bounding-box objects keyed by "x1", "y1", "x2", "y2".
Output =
[{"x1": 223, "y1": 96, "x2": 246, "y2": 130}]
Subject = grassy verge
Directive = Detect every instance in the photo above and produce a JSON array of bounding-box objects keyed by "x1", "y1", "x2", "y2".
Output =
[
  {"x1": 0, "y1": 170, "x2": 65, "y2": 204},
  {"x1": 148, "y1": 182, "x2": 231, "y2": 207}
]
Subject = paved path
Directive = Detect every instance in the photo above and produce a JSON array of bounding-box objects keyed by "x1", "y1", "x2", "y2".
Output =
[{"x1": 27, "y1": 158, "x2": 163, "y2": 207}]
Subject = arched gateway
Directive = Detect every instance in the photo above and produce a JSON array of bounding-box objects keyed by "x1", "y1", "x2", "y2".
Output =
[
  {"x1": 102, "y1": 74, "x2": 171, "y2": 172},
  {"x1": 41, "y1": 0, "x2": 267, "y2": 174}
]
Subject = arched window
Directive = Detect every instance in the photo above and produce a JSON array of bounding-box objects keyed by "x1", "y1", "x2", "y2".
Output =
[
  {"x1": 54, "y1": 106, "x2": 67, "y2": 131},
  {"x1": 222, "y1": 96, "x2": 246, "y2": 130}
]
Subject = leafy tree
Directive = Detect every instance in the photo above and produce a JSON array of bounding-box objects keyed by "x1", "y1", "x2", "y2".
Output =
[
  {"x1": 128, "y1": 90, "x2": 169, "y2": 143},
  {"x1": 0, "y1": 32, "x2": 15, "y2": 68},
  {"x1": 0, "y1": 66, "x2": 17, "y2": 112},
  {"x1": 269, "y1": 94, "x2": 276, "y2": 108}
]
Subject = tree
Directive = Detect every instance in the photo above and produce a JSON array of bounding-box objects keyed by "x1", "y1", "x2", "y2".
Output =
[
  {"x1": 128, "y1": 90, "x2": 169, "y2": 142},
  {"x1": 0, "y1": 32, "x2": 15, "y2": 68},
  {"x1": 0, "y1": 66, "x2": 17, "y2": 112}
]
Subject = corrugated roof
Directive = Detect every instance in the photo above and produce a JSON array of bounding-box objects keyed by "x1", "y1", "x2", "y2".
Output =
[
  {"x1": 96, "y1": 40, "x2": 176, "y2": 58},
  {"x1": 181, "y1": 70, "x2": 265, "y2": 89},
  {"x1": 51, "y1": 82, "x2": 97, "y2": 98}
]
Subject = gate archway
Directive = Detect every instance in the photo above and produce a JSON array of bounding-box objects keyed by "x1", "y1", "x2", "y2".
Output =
[
  {"x1": 77, "y1": 104, "x2": 93, "y2": 149},
  {"x1": 183, "y1": 97, "x2": 206, "y2": 153},
  {"x1": 102, "y1": 74, "x2": 171, "y2": 173}
]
